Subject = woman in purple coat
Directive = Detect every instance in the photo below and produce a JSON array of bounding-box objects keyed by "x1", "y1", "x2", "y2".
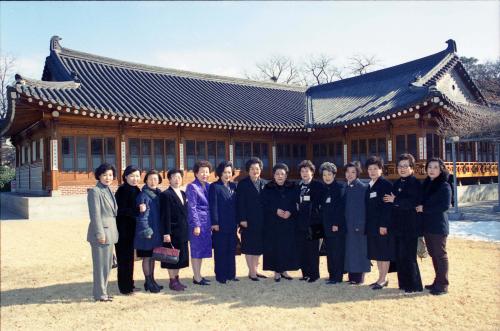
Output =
[{"x1": 186, "y1": 160, "x2": 213, "y2": 286}]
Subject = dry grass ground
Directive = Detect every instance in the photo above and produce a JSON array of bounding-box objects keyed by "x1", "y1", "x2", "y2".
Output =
[{"x1": 1, "y1": 219, "x2": 499, "y2": 331}]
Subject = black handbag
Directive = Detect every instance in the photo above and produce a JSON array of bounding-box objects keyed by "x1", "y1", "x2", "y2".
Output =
[
  {"x1": 152, "y1": 243, "x2": 180, "y2": 264},
  {"x1": 306, "y1": 223, "x2": 324, "y2": 240}
]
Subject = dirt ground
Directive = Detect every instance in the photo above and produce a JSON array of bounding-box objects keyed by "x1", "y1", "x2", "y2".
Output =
[{"x1": 1, "y1": 219, "x2": 499, "y2": 331}]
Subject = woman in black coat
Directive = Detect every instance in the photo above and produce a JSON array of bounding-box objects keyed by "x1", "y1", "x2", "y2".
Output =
[
  {"x1": 236, "y1": 157, "x2": 268, "y2": 281},
  {"x1": 365, "y1": 156, "x2": 394, "y2": 290},
  {"x1": 160, "y1": 169, "x2": 190, "y2": 291},
  {"x1": 295, "y1": 160, "x2": 323, "y2": 283},
  {"x1": 319, "y1": 162, "x2": 346, "y2": 284},
  {"x1": 383, "y1": 154, "x2": 423, "y2": 293},
  {"x1": 262, "y1": 163, "x2": 299, "y2": 282},
  {"x1": 419, "y1": 157, "x2": 452, "y2": 296},
  {"x1": 114, "y1": 165, "x2": 142, "y2": 295}
]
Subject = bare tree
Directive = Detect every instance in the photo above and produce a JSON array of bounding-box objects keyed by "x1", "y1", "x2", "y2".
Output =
[
  {"x1": 302, "y1": 54, "x2": 344, "y2": 85},
  {"x1": 245, "y1": 53, "x2": 382, "y2": 86},
  {"x1": 1, "y1": 55, "x2": 16, "y2": 119},
  {"x1": 435, "y1": 103, "x2": 500, "y2": 139},
  {"x1": 347, "y1": 54, "x2": 381, "y2": 76},
  {"x1": 460, "y1": 56, "x2": 500, "y2": 107},
  {"x1": 245, "y1": 55, "x2": 302, "y2": 85}
]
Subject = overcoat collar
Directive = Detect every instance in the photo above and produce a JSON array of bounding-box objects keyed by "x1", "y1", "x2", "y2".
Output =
[
  {"x1": 97, "y1": 181, "x2": 117, "y2": 215},
  {"x1": 168, "y1": 186, "x2": 187, "y2": 214}
]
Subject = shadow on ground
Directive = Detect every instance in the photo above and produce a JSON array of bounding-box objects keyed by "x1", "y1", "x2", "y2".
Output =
[{"x1": 1, "y1": 277, "x2": 427, "y2": 309}]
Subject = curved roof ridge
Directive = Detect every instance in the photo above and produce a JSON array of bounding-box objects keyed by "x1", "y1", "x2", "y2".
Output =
[
  {"x1": 306, "y1": 41, "x2": 455, "y2": 93},
  {"x1": 15, "y1": 74, "x2": 80, "y2": 89},
  {"x1": 54, "y1": 44, "x2": 306, "y2": 93}
]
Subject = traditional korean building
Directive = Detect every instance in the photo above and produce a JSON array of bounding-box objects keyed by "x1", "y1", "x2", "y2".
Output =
[{"x1": 1, "y1": 36, "x2": 497, "y2": 196}]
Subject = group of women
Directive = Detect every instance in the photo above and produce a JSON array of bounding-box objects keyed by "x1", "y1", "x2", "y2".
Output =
[{"x1": 86, "y1": 154, "x2": 451, "y2": 302}]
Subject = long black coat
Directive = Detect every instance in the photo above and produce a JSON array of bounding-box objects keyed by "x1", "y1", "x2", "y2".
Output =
[
  {"x1": 365, "y1": 177, "x2": 393, "y2": 235},
  {"x1": 391, "y1": 175, "x2": 423, "y2": 237},
  {"x1": 236, "y1": 176, "x2": 268, "y2": 255},
  {"x1": 262, "y1": 181, "x2": 300, "y2": 272},
  {"x1": 160, "y1": 187, "x2": 189, "y2": 243},
  {"x1": 320, "y1": 181, "x2": 346, "y2": 237},
  {"x1": 296, "y1": 179, "x2": 324, "y2": 232},
  {"x1": 421, "y1": 174, "x2": 452, "y2": 235},
  {"x1": 115, "y1": 183, "x2": 141, "y2": 242}
]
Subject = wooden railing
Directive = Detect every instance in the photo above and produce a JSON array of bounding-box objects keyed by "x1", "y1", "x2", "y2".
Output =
[
  {"x1": 384, "y1": 161, "x2": 498, "y2": 179},
  {"x1": 444, "y1": 162, "x2": 498, "y2": 178}
]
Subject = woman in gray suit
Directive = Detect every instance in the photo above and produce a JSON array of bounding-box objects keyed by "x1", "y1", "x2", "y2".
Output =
[{"x1": 87, "y1": 163, "x2": 118, "y2": 302}]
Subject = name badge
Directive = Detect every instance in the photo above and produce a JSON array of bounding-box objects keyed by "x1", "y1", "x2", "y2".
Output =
[
  {"x1": 325, "y1": 197, "x2": 331, "y2": 204},
  {"x1": 303, "y1": 195, "x2": 311, "y2": 202},
  {"x1": 370, "y1": 192, "x2": 377, "y2": 199}
]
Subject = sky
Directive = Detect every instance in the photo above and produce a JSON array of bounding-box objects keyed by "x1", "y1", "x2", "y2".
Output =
[{"x1": 1, "y1": 1, "x2": 499, "y2": 80}]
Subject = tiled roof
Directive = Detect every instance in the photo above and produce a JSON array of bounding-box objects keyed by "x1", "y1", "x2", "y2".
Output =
[
  {"x1": 5, "y1": 37, "x2": 488, "y2": 135},
  {"x1": 306, "y1": 40, "x2": 487, "y2": 127},
  {"x1": 27, "y1": 36, "x2": 308, "y2": 130}
]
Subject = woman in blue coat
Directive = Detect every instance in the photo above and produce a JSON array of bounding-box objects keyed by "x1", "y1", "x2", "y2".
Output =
[
  {"x1": 186, "y1": 160, "x2": 213, "y2": 286},
  {"x1": 209, "y1": 161, "x2": 239, "y2": 284},
  {"x1": 365, "y1": 156, "x2": 394, "y2": 290},
  {"x1": 134, "y1": 169, "x2": 163, "y2": 293},
  {"x1": 236, "y1": 157, "x2": 268, "y2": 281},
  {"x1": 344, "y1": 162, "x2": 371, "y2": 285},
  {"x1": 419, "y1": 157, "x2": 452, "y2": 296}
]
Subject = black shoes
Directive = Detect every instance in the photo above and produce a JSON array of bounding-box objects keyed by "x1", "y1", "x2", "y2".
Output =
[
  {"x1": 280, "y1": 273, "x2": 293, "y2": 280},
  {"x1": 256, "y1": 273, "x2": 267, "y2": 279},
  {"x1": 307, "y1": 277, "x2": 319, "y2": 283},
  {"x1": 231, "y1": 278, "x2": 240, "y2": 282},
  {"x1": 424, "y1": 284, "x2": 435, "y2": 290},
  {"x1": 274, "y1": 276, "x2": 281, "y2": 283},
  {"x1": 144, "y1": 276, "x2": 161, "y2": 293},
  {"x1": 371, "y1": 280, "x2": 389, "y2": 290},
  {"x1": 326, "y1": 279, "x2": 340, "y2": 285},
  {"x1": 299, "y1": 277, "x2": 309, "y2": 281},
  {"x1": 193, "y1": 277, "x2": 210, "y2": 286},
  {"x1": 97, "y1": 296, "x2": 112, "y2": 302},
  {"x1": 248, "y1": 276, "x2": 259, "y2": 281},
  {"x1": 430, "y1": 288, "x2": 448, "y2": 296}
]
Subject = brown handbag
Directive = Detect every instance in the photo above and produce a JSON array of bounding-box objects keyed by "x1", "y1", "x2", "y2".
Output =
[{"x1": 152, "y1": 244, "x2": 180, "y2": 264}]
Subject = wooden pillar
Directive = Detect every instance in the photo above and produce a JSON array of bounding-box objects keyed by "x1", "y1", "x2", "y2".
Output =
[
  {"x1": 343, "y1": 127, "x2": 349, "y2": 163},
  {"x1": 306, "y1": 129, "x2": 313, "y2": 160},
  {"x1": 386, "y1": 120, "x2": 393, "y2": 162},
  {"x1": 49, "y1": 119, "x2": 60, "y2": 196},
  {"x1": 229, "y1": 130, "x2": 234, "y2": 164},
  {"x1": 119, "y1": 123, "x2": 126, "y2": 184},
  {"x1": 442, "y1": 137, "x2": 446, "y2": 160},
  {"x1": 177, "y1": 126, "x2": 184, "y2": 171},
  {"x1": 271, "y1": 133, "x2": 276, "y2": 167},
  {"x1": 418, "y1": 116, "x2": 426, "y2": 162},
  {"x1": 474, "y1": 142, "x2": 479, "y2": 162}
]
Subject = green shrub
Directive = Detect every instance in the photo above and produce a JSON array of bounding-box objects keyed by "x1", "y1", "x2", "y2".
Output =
[{"x1": 0, "y1": 166, "x2": 16, "y2": 191}]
